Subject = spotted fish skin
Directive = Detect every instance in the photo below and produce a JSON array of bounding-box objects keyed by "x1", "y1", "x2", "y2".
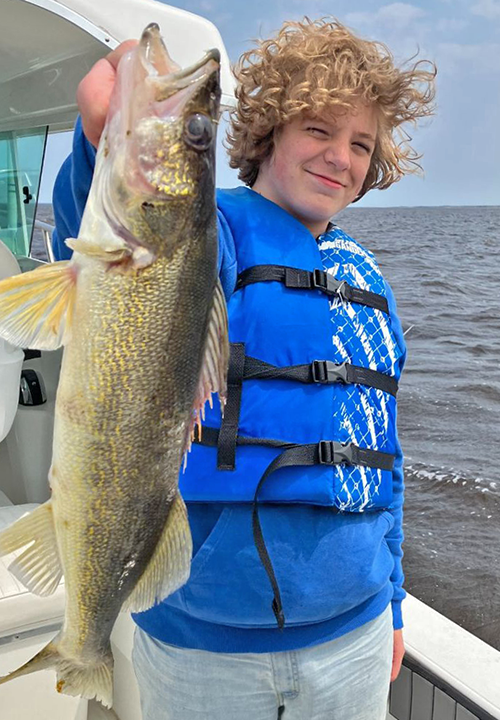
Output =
[{"x1": 0, "y1": 25, "x2": 227, "y2": 708}]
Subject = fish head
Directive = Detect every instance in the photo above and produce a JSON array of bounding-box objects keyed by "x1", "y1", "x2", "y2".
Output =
[{"x1": 101, "y1": 24, "x2": 221, "y2": 258}]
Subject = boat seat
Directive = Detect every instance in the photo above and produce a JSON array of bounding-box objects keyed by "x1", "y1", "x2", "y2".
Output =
[
  {"x1": 0, "y1": 239, "x2": 24, "y2": 443},
  {"x1": 0, "y1": 238, "x2": 20, "y2": 279},
  {"x1": 0, "y1": 504, "x2": 65, "y2": 639}
]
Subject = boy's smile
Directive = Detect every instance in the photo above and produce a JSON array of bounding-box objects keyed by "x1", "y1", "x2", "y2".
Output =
[{"x1": 253, "y1": 100, "x2": 377, "y2": 238}]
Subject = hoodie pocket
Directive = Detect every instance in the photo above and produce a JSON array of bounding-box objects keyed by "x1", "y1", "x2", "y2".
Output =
[
  {"x1": 188, "y1": 507, "x2": 234, "y2": 583},
  {"x1": 167, "y1": 504, "x2": 395, "y2": 628}
]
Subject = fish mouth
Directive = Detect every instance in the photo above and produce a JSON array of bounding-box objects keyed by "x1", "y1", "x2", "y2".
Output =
[
  {"x1": 134, "y1": 23, "x2": 220, "y2": 132},
  {"x1": 171, "y1": 48, "x2": 221, "y2": 81},
  {"x1": 139, "y1": 23, "x2": 220, "y2": 96}
]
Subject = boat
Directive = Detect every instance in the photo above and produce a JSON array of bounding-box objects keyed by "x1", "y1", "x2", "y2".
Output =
[{"x1": 0, "y1": 1, "x2": 499, "y2": 718}]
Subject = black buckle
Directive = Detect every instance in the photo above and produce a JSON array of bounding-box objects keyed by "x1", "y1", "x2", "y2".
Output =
[
  {"x1": 312, "y1": 360, "x2": 349, "y2": 384},
  {"x1": 312, "y1": 269, "x2": 344, "y2": 296},
  {"x1": 318, "y1": 441, "x2": 354, "y2": 466}
]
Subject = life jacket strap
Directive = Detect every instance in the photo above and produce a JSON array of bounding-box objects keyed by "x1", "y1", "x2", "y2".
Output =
[
  {"x1": 217, "y1": 343, "x2": 246, "y2": 470},
  {"x1": 245, "y1": 355, "x2": 398, "y2": 396},
  {"x1": 194, "y1": 426, "x2": 394, "y2": 629},
  {"x1": 250, "y1": 442, "x2": 391, "y2": 630},
  {"x1": 216, "y1": 344, "x2": 398, "y2": 471},
  {"x1": 200, "y1": 426, "x2": 395, "y2": 471},
  {"x1": 235, "y1": 265, "x2": 389, "y2": 314}
]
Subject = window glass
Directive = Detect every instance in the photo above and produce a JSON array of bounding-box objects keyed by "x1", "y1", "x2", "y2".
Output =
[{"x1": 0, "y1": 128, "x2": 47, "y2": 258}]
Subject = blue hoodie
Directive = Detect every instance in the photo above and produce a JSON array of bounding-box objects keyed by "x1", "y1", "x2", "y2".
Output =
[{"x1": 51, "y1": 118, "x2": 406, "y2": 653}]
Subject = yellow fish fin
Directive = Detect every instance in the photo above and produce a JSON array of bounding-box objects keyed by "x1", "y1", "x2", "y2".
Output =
[
  {"x1": 67, "y1": 237, "x2": 154, "y2": 269},
  {"x1": 66, "y1": 237, "x2": 131, "y2": 262},
  {"x1": 122, "y1": 491, "x2": 192, "y2": 613},
  {"x1": 54, "y1": 652, "x2": 113, "y2": 707},
  {"x1": 0, "y1": 500, "x2": 63, "y2": 596},
  {"x1": 0, "y1": 261, "x2": 77, "y2": 350},
  {"x1": 185, "y1": 278, "x2": 229, "y2": 455}
]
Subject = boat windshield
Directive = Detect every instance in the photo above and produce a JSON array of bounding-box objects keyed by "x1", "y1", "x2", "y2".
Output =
[{"x1": 0, "y1": 128, "x2": 47, "y2": 259}]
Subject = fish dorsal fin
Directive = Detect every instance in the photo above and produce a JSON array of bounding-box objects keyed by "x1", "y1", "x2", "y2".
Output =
[
  {"x1": 0, "y1": 500, "x2": 63, "y2": 596},
  {"x1": 185, "y1": 278, "x2": 229, "y2": 454},
  {"x1": 122, "y1": 491, "x2": 192, "y2": 612},
  {"x1": 0, "y1": 261, "x2": 77, "y2": 350}
]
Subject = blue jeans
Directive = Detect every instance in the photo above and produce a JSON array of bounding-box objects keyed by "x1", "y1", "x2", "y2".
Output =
[{"x1": 132, "y1": 605, "x2": 393, "y2": 720}]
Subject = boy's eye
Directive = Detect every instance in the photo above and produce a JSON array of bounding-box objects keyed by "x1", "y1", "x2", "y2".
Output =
[
  {"x1": 307, "y1": 126, "x2": 328, "y2": 136},
  {"x1": 353, "y1": 142, "x2": 371, "y2": 153}
]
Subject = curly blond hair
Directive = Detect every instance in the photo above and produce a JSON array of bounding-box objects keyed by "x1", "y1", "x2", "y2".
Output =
[{"x1": 226, "y1": 18, "x2": 436, "y2": 198}]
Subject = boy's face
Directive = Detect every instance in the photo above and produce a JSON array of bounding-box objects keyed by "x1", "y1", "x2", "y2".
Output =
[{"x1": 253, "y1": 99, "x2": 377, "y2": 237}]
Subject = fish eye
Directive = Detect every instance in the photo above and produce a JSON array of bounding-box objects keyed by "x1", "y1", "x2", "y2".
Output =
[{"x1": 184, "y1": 113, "x2": 214, "y2": 151}]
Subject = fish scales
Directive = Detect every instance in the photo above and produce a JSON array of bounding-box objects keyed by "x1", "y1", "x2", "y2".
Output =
[
  {"x1": 0, "y1": 24, "x2": 227, "y2": 708},
  {"x1": 56, "y1": 244, "x2": 216, "y2": 653}
]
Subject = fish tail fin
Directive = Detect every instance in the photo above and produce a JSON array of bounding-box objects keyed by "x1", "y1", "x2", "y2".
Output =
[
  {"x1": 0, "y1": 637, "x2": 114, "y2": 708},
  {"x1": 55, "y1": 653, "x2": 114, "y2": 708}
]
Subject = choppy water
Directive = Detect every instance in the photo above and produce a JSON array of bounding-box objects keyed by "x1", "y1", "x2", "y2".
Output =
[
  {"x1": 336, "y1": 205, "x2": 500, "y2": 650},
  {"x1": 35, "y1": 203, "x2": 500, "y2": 650}
]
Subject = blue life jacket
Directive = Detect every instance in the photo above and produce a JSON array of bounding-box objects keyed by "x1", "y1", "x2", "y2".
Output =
[
  {"x1": 135, "y1": 185, "x2": 406, "y2": 633},
  {"x1": 181, "y1": 187, "x2": 403, "y2": 515}
]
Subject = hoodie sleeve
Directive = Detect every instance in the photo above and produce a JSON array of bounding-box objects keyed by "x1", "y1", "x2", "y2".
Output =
[
  {"x1": 216, "y1": 206, "x2": 237, "y2": 300},
  {"x1": 52, "y1": 117, "x2": 96, "y2": 260},
  {"x1": 383, "y1": 279, "x2": 407, "y2": 630}
]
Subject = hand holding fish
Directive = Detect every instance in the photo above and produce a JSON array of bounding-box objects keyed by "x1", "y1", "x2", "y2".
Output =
[{"x1": 77, "y1": 40, "x2": 138, "y2": 148}]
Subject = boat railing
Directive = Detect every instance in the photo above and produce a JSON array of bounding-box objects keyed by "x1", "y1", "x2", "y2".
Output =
[{"x1": 33, "y1": 218, "x2": 55, "y2": 263}]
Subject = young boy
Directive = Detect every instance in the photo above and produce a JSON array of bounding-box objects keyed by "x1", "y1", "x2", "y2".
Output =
[{"x1": 52, "y1": 18, "x2": 435, "y2": 720}]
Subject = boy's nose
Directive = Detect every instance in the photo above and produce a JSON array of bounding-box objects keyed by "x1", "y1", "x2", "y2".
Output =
[{"x1": 324, "y1": 142, "x2": 350, "y2": 171}]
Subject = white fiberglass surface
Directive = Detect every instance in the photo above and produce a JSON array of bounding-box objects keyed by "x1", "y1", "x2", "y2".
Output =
[
  {"x1": 0, "y1": 0, "x2": 110, "y2": 132},
  {"x1": 404, "y1": 595, "x2": 500, "y2": 717},
  {"x1": 0, "y1": 0, "x2": 234, "y2": 135}
]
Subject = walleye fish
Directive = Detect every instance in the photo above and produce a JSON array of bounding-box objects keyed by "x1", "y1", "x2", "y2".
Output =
[{"x1": 0, "y1": 24, "x2": 227, "y2": 707}]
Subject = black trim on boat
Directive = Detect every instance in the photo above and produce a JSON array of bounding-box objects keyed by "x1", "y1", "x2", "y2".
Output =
[{"x1": 389, "y1": 653, "x2": 497, "y2": 720}]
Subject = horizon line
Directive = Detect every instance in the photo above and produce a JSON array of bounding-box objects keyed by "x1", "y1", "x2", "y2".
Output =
[{"x1": 37, "y1": 200, "x2": 500, "y2": 210}]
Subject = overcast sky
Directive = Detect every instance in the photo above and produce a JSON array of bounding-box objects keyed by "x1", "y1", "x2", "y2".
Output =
[{"x1": 41, "y1": 0, "x2": 500, "y2": 207}]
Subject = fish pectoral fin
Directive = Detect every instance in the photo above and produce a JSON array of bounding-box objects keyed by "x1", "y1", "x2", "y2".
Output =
[
  {"x1": 0, "y1": 261, "x2": 76, "y2": 350},
  {"x1": 66, "y1": 237, "x2": 132, "y2": 262},
  {"x1": 122, "y1": 491, "x2": 192, "y2": 613},
  {"x1": 0, "y1": 500, "x2": 63, "y2": 596},
  {"x1": 66, "y1": 238, "x2": 155, "y2": 270},
  {"x1": 186, "y1": 278, "x2": 229, "y2": 453}
]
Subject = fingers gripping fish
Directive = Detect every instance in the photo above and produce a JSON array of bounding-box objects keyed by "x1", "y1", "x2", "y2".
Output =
[{"x1": 0, "y1": 25, "x2": 228, "y2": 708}]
